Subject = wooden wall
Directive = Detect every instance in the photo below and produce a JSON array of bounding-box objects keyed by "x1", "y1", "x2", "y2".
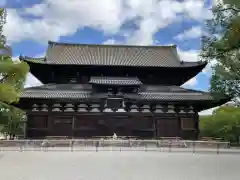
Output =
[{"x1": 26, "y1": 113, "x2": 198, "y2": 139}]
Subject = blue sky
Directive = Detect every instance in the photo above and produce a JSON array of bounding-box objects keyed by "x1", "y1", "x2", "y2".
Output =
[{"x1": 2, "y1": 0, "x2": 214, "y2": 94}]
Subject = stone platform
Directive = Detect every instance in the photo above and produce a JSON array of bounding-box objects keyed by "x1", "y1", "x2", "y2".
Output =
[{"x1": 0, "y1": 151, "x2": 240, "y2": 180}]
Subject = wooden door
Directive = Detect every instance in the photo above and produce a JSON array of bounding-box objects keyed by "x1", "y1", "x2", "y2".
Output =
[
  {"x1": 157, "y1": 117, "x2": 178, "y2": 137},
  {"x1": 53, "y1": 116, "x2": 73, "y2": 137},
  {"x1": 111, "y1": 116, "x2": 130, "y2": 136}
]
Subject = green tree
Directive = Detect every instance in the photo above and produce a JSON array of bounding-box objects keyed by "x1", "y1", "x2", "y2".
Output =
[
  {"x1": 199, "y1": 115, "x2": 215, "y2": 137},
  {"x1": 0, "y1": 9, "x2": 29, "y2": 106},
  {"x1": 0, "y1": 8, "x2": 29, "y2": 136},
  {"x1": 201, "y1": 0, "x2": 240, "y2": 98},
  {"x1": 223, "y1": 0, "x2": 240, "y2": 7},
  {"x1": 200, "y1": 106, "x2": 240, "y2": 143},
  {"x1": 1, "y1": 107, "x2": 26, "y2": 139}
]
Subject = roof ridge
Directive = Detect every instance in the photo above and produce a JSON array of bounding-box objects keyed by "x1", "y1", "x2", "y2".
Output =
[
  {"x1": 24, "y1": 56, "x2": 45, "y2": 60},
  {"x1": 48, "y1": 40, "x2": 177, "y2": 49}
]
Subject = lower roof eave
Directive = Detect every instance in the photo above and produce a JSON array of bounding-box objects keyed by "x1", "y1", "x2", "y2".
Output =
[
  {"x1": 192, "y1": 98, "x2": 231, "y2": 111},
  {"x1": 19, "y1": 96, "x2": 228, "y2": 104},
  {"x1": 23, "y1": 59, "x2": 207, "y2": 85}
]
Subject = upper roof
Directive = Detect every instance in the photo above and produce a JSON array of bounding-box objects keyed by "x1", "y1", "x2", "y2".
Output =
[{"x1": 21, "y1": 41, "x2": 206, "y2": 68}]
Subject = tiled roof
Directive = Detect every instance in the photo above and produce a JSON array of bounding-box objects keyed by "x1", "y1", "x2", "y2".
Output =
[
  {"x1": 140, "y1": 85, "x2": 207, "y2": 93},
  {"x1": 137, "y1": 92, "x2": 214, "y2": 101},
  {"x1": 22, "y1": 41, "x2": 206, "y2": 68},
  {"x1": 21, "y1": 91, "x2": 90, "y2": 99},
  {"x1": 89, "y1": 76, "x2": 142, "y2": 85},
  {"x1": 21, "y1": 84, "x2": 215, "y2": 101}
]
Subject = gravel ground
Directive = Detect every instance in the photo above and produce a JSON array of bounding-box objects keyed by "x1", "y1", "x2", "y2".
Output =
[
  {"x1": 0, "y1": 151, "x2": 240, "y2": 180},
  {"x1": 1, "y1": 146, "x2": 240, "y2": 154}
]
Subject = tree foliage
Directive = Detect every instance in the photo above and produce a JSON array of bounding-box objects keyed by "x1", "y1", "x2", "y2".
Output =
[
  {"x1": 200, "y1": 106, "x2": 240, "y2": 143},
  {"x1": 0, "y1": 106, "x2": 26, "y2": 139},
  {"x1": 0, "y1": 8, "x2": 29, "y2": 134},
  {"x1": 0, "y1": 9, "x2": 29, "y2": 105},
  {"x1": 223, "y1": 0, "x2": 240, "y2": 8},
  {"x1": 201, "y1": 0, "x2": 240, "y2": 98}
]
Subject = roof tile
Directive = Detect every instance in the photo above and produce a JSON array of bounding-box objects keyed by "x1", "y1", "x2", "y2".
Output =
[
  {"x1": 21, "y1": 84, "x2": 214, "y2": 101},
  {"x1": 23, "y1": 42, "x2": 205, "y2": 68},
  {"x1": 89, "y1": 76, "x2": 142, "y2": 85}
]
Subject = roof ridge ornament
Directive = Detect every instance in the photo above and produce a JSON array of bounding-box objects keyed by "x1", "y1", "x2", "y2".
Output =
[
  {"x1": 19, "y1": 55, "x2": 24, "y2": 61},
  {"x1": 169, "y1": 44, "x2": 177, "y2": 47},
  {"x1": 48, "y1": 41, "x2": 56, "y2": 47}
]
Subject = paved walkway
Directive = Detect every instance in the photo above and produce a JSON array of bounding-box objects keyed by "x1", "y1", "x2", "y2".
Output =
[{"x1": 0, "y1": 151, "x2": 240, "y2": 180}]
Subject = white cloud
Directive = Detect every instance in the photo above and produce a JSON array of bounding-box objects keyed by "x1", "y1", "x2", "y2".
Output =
[
  {"x1": 12, "y1": 56, "x2": 43, "y2": 88},
  {"x1": 174, "y1": 26, "x2": 202, "y2": 41},
  {"x1": 24, "y1": 73, "x2": 42, "y2": 88},
  {"x1": 5, "y1": 0, "x2": 125, "y2": 44},
  {"x1": 199, "y1": 106, "x2": 218, "y2": 115},
  {"x1": 202, "y1": 59, "x2": 217, "y2": 76},
  {"x1": 198, "y1": 100, "x2": 238, "y2": 115},
  {"x1": 124, "y1": 0, "x2": 210, "y2": 45},
  {"x1": 178, "y1": 49, "x2": 200, "y2": 62},
  {"x1": 4, "y1": 0, "x2": 210, "y2": 45},
  {"x1": 103, "y1": 39, "x2": 118, "y2": 45},
  {"x1": 177, "y1": 49, "x2": 214, "y2": 87},
  {"x1": 177, "y1": 49, "x2": 217, "y2": 77},
  {"x1": 182, "y1": 76, "x2": 197, "y2": 87},
  {"x1": 177, "y1": 49, "x2": 199, "y2": 87}
]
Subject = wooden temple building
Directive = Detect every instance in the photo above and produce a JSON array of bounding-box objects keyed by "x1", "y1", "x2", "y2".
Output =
[{"x1": 17, "y1": 41, "x2": 228, "y2": 139}]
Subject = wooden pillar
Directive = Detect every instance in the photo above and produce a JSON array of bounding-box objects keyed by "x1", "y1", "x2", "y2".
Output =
[
  {"x1": 155, "y1": 116, "x2": 159, "y2": 138},
  {"x1": 176, "y1": 112, "x2": 182, "y2": 138},
  {"x1": 47, "y1": 114, "x2": 54, "y2": 136},
  {"x1": 24, "y1": 114, "x2": 28, "y2": 139},
  {"x1": 124, "y1": 115, "x2": 130, "y2": 136},
  {"x1": 128, "y1": 115, "x2": 134, "y2": 136},
  {"x1": 153, "y1": 116, "x2": 157, "y2": 138},
  {"x1": 72, "y1": 116, "x2": 75, "y2": 138},
  {"x1": 195, "y1": 113, "x2": 200, "y2": 140},
  {"x1": 25, "y1": 112, "x2": 33, "y2": 138}
]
